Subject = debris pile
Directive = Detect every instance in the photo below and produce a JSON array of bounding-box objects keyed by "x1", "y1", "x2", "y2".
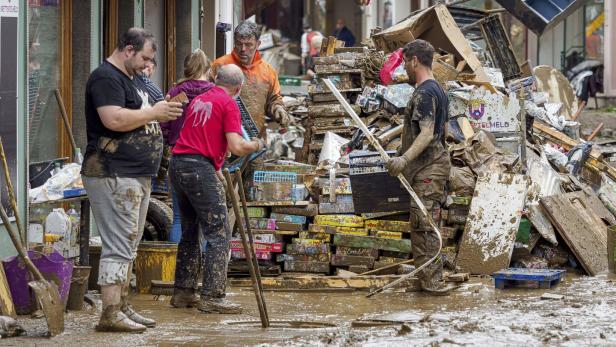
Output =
[{"x1": 229, "y1": 3, "x2": 616, "y2": 283}]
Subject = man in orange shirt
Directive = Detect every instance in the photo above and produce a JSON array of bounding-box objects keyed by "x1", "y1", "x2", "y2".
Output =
[{"x1": 209, "y1": 21, "x2": 289, "y2": 133}]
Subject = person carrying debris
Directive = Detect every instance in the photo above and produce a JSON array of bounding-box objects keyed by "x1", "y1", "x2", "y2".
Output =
[
  {"x1": 386, "y1": 39, "x2": 454, "y2": 295},
  {"x1": 209, "y1": 21, "x2": 290, "y2": 132},
  {"x1": 82, "y1": 27, "x2": 183, "y2": 332},
  {"x1": 169, "y1": 64, "x2": 264, "y2": 314}
]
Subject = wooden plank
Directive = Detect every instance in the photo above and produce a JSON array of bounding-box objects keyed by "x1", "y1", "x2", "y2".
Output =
[
  {"x1": 541, "y1": 192, "x2": 609, "y2": 276},
  {"x1": 456, "y1": 173, "x2": 529, "y2": 275},
  {"x1": 533, "y1": 121, "x2": 616, "y2": 181},
  {"x1": 0, "y1": 264, "x2": 16, "y2": 317},
  {"x1": 228, "y1": 275, "x2": 421, "y2": 291},
  {"x1": 333, "y1": 234, "x2": 412, "y2": 253}
]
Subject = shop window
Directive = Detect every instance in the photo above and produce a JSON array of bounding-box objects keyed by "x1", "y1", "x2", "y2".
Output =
[{"x1": 27, "y1": 1, "x2": 62, "y2": 163}]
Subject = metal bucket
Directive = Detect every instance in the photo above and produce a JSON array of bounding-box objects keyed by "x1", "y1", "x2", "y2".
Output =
[
  {"x1": 135, "y1": 242, "x2": 177, "y2": 294},
  {"x1": 66, "y1": 266, "x2": 91, "y2": 311}
]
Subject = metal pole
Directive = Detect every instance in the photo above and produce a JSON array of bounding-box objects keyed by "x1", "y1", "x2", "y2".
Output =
[{"x1": 322, "y1": 79, "x2": 443, "y2": 297}]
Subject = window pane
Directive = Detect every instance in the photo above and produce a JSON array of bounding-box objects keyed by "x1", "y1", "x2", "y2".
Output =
[{"x1": 28, "y1": 1, "x2": 61, "y2": 163}]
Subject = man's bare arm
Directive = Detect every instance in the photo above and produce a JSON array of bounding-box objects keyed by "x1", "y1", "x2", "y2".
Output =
[
  {"x1": 400, "y1": 120, "x2": 434, "y2": 163},
  {"x1": 387, "y1": 120, "x2": 434, "y2": 176},
  {"x1": 226, "y1": 132, "x2": 263, "y2": 156},
  {"x1": 98, "y1": 100, "x2": 183, "y2": 132}
]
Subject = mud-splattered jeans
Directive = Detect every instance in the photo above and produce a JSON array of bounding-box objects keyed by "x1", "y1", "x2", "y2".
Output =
[
  {"x1": 408, "y1": 159, "x2": 450, "y2": 290},
  {"x1": 170, "y1": 154, "x2": 231, "y2": 298},
  {"x1": 82, "y1": 176, "x2": 151, "y2": 286}
]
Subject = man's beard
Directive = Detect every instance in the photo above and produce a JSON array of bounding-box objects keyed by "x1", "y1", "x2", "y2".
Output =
[{"x1": 124, "y1": 55, "x2": 141, "y2": 76}]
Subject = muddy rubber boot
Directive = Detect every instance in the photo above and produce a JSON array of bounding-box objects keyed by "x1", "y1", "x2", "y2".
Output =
[
  {"x1": 96, "y1": 304, "x2": 147, "y2": 333},
  {"x1": 120, "y1": 263, "x2": 156, "y2": 328},
  {"x1": 197, "y1": 297, "x2": 243, "y2": 314},
  {"x1": 170, "y1": 288, "x2": 200, "y2": 308},
  {"x1": 121, "y1": 302, "x2": 156, "y2": 328},
  {"x1": 421, "y1": 281, "x2": 458, "y2": 296}
]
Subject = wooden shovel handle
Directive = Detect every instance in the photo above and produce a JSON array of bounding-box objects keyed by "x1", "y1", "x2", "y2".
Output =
[{"x1": 0, "y1": 197, "x2": 46, "y2": 282}]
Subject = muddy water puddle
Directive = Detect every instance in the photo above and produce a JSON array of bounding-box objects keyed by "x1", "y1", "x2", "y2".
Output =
[{"x1": 5, "y1": 274, "x2": 616, "y2": 346}]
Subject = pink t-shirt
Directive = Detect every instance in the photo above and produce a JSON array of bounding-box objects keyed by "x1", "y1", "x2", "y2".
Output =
[{"x1": 172, "y1": 86, "x2": 243, "y2": 170}]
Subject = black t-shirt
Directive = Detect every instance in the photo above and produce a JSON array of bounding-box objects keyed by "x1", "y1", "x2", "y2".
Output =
[
  {"x1": 400, "y1": 79, "x2": 449, "y2": 177},
  {"x1": 82, "y1": 60, "x2": 163, "y2": 177}
]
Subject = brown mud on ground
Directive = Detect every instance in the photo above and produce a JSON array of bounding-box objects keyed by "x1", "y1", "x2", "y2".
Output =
[{"x1": 4, "y1": 274, "x2": 616, "y2": 346}]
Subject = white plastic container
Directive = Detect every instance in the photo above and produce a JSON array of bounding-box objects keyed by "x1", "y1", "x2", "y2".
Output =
[{"x1": 45, "y1": 208, "x2": 72, "y2": 253}]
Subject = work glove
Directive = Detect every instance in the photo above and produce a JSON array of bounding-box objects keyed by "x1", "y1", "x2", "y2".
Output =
[
  {"x1": 251, "y1": 137, "x2": 266, "y2": 151},
  {"x1": 274, "y1": 105, "x2": 290, "y2": 127},
  {"x1": 386, "y1": 157, "x2": 408, "y2": 177}
]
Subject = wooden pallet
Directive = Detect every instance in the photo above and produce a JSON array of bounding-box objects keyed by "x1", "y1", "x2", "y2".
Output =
[{"x1": 492, "y1": 268, "x2": 565, "y2": 289}]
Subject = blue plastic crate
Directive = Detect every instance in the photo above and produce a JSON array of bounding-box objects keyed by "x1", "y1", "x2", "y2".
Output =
[
  {"x1": 253, "y1": 171, "x2": 297, "y2": 184},
  {"x1": 492, "y1": 268, "x2": 566, "y2": 289}
]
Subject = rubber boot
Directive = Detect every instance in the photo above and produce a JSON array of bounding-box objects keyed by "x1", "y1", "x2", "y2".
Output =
[
  {"x1": 197, "y1": 296, "x2": 242, "y2": 314},
  {"x1": 120, "y1": 263, "x2": 156, "y2": 327},
  {"x1": 170, "y1": 287, "x2": 200, "y2": 308},
  {"x1": 97, "y1": 284, "x2": 146, "y2": 333},
  {"x1": 420, "y1": 281, "x2": 458, "y2": 296}
]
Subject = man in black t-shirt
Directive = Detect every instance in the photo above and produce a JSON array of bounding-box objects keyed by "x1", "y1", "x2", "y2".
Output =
[
  {"x1": 82, "y1": 27, "x2": 183, "y2": 332},
  {"x1": 386, "y1": 39, "x2": 454, "y2": 295}
]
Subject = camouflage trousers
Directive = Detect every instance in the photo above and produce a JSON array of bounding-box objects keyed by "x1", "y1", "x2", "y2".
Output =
[
  {"x1": 407, "y1": 160, "x2": 450, "y2": 290},
  {"x1": 170, "y1": 154, "x2": 232, "y2": 298}
]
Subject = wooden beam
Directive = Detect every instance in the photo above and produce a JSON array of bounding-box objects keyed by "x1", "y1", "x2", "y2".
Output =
[
  {"x1": 59, "y1": 0, "x2": 73, "y2": 159},
  {"x1": 165, "y1": 0, "x2": 176, "y2": 90}
]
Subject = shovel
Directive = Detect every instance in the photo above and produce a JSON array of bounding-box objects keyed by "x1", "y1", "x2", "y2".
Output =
[
  {"x1": 0, "y1": 140, "x2": 64, "y2": 336},
  {"x1": 0, "y1": 204, "x2": 64, "y2": 336}
]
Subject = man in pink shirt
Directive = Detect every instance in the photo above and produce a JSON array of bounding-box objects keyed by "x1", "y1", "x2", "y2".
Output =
[{"x1": 169, "y1": 64, "x2": 263, "y2": 314}]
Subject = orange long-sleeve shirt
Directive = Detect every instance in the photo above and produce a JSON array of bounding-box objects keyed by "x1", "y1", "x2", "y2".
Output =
[{"x1": 209, "y1": 50, "x2": 284, "y2": 134}]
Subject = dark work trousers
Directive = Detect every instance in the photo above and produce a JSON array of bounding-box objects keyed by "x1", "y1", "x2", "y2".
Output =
[
  {"x1": 406, "y1": 157, "x2": 450, "y2": 290},
  {"x1": 169, "y1": 154, "x2": 231, "y2": 298}
]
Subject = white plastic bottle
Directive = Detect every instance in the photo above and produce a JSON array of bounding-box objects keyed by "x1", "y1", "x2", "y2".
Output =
[{"x1": 45, "y1": 208, "x2": 71, "y2": 256}]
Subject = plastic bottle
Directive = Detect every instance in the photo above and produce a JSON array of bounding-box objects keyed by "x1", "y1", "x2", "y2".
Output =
[
  {"x1": 45, "y1": 208, "x2": 71, "y2": 255},
  {"x1": 28, "y1": 205, "x2": 47, "y2": 244},
  {"x1": 67, "y1": 206, "x2": 80, "y2": 247}
]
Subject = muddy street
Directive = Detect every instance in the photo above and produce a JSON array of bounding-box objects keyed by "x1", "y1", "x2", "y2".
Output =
[{"x1": 2, "y1": 274, "x2": 615, "y2": 346}]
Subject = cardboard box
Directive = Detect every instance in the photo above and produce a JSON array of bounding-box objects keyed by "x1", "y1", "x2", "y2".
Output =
[
  {"x1": 314, "y1": 214, "x2": 364, "y2": 228},
  {"x1": 371, "y1": 3, "x2": 488, "y2": 82}
]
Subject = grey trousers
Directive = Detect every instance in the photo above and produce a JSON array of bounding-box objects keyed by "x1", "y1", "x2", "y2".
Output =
[{"x1": 82, "y1": 176, "x2": 151, "y2": 286}]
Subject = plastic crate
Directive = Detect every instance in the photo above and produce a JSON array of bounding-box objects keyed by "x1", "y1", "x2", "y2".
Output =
[
  {"x1": 349, "y1": 151, "x2": 409, "y2": 213},
  {"x1": 253, "y1": 171, "x2": 297, "y2": 184},
  {"x1": 235, "y1": 97, "x2": 260, "y2": 138}
]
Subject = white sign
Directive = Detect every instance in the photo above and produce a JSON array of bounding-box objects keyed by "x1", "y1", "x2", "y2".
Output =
[
  {"x1": 0, "y1": 0, "x2": 18, "y2": 17},
  {"x1": 449, "y1": 87, "x2": 521, "y2": 133}
]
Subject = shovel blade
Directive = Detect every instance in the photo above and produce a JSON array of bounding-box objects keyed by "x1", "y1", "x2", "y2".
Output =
[{"x1": 28, "y1": 280, "x2": 64, "y2": 337}]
